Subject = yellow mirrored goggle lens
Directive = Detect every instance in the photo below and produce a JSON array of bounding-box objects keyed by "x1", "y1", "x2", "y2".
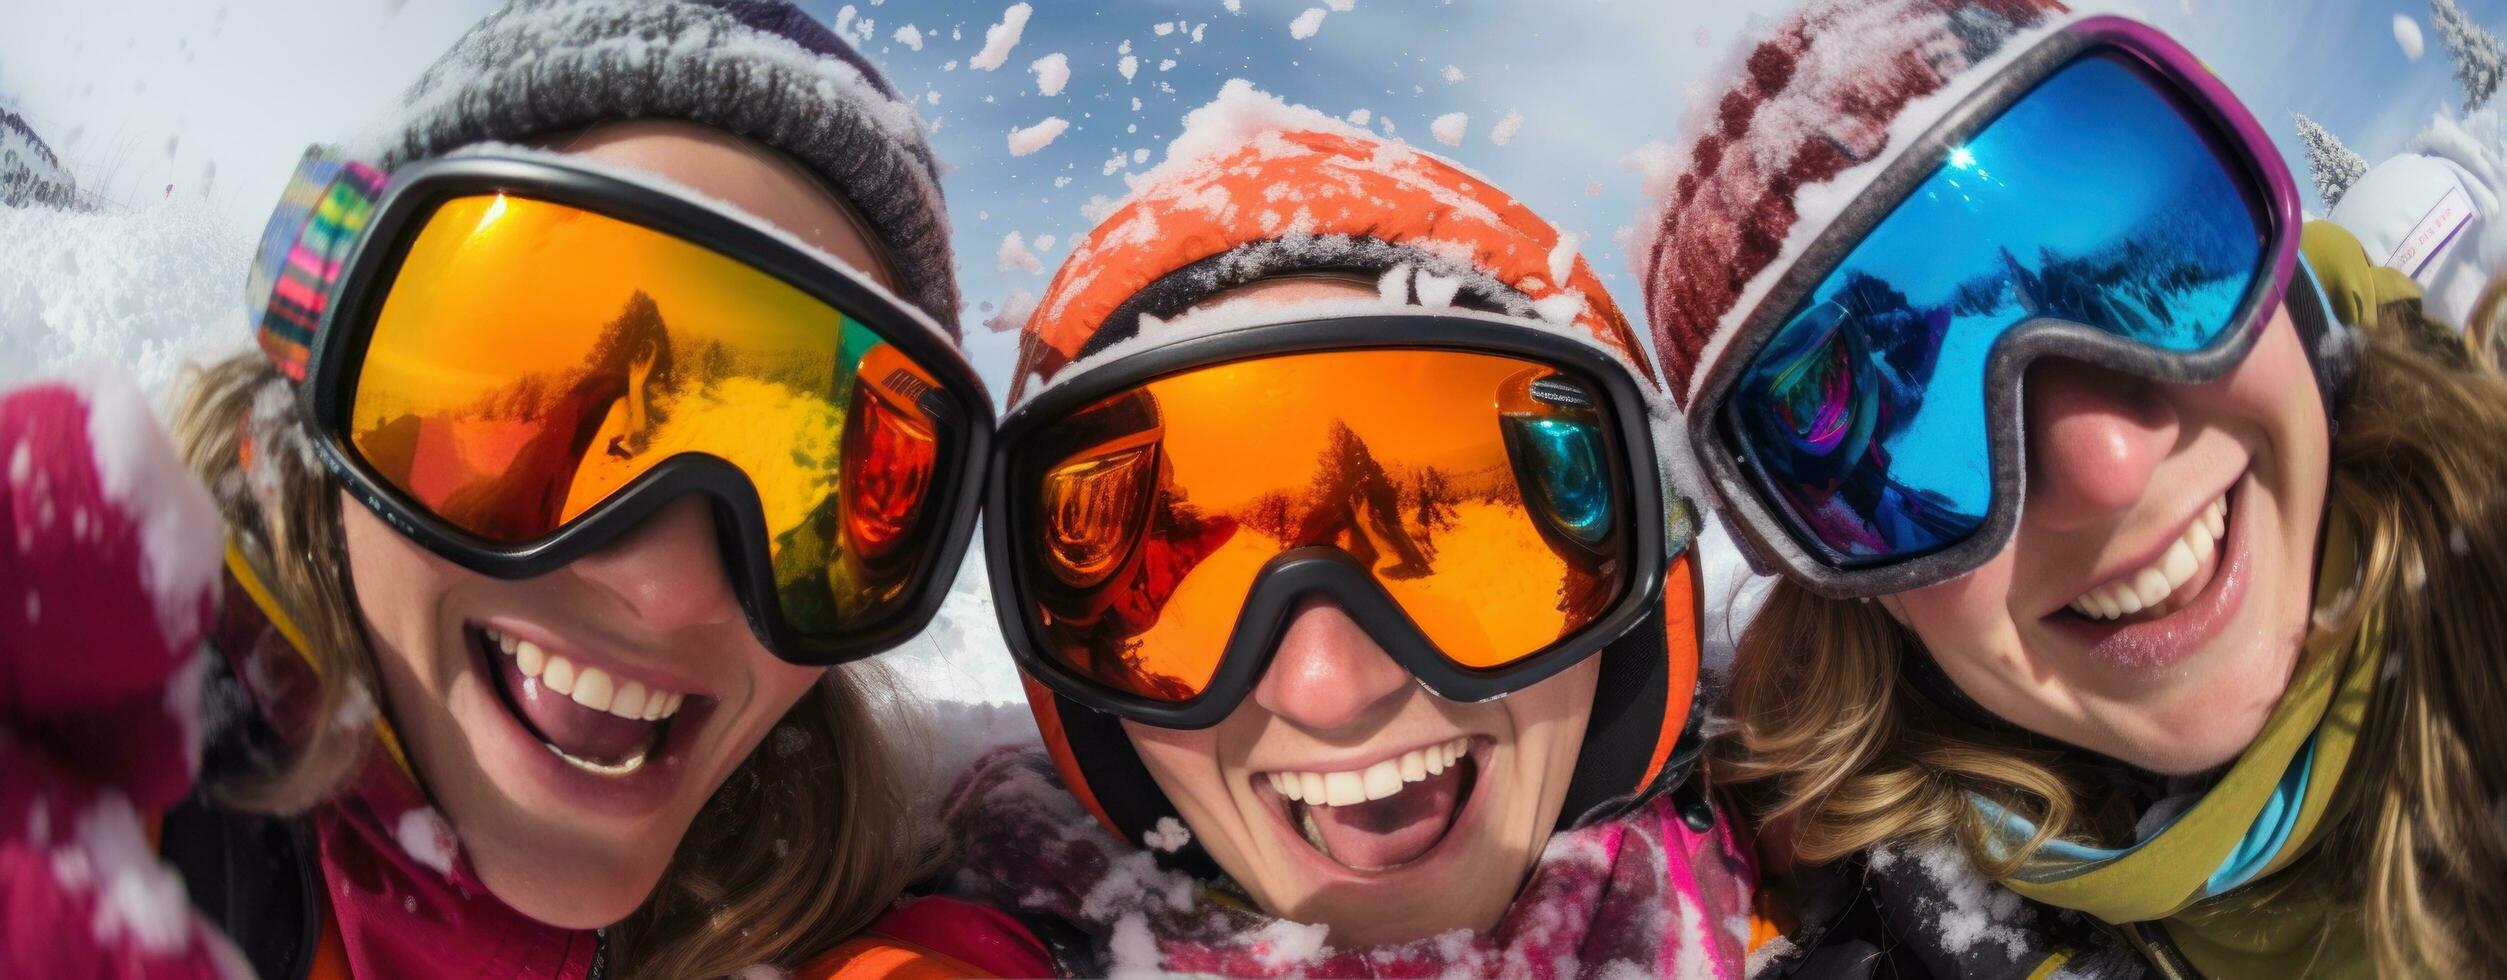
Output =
[
  {"x1": 347, "y1": 193, "x2": 954, "y2": 637},
  {"x1": 1020, "y1": 348, "x2": 1629, "y2": 703}
]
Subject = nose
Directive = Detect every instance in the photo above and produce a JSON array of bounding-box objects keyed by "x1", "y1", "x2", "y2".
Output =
[
  {"x1": 2022, "y1": 358, "x2": 2181, "y2": 533},
  {"x1": 560, "y1": 496, "x2": 745, "y2": 635},
  {"x1": 1250, "y1": 599, "x2": 1414, "y2": 733}
]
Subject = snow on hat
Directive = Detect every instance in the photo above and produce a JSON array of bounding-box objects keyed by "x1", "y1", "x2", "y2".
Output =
[
  {"x1": 2328, "y1": 152, "x2": 2491, "y2": 329},
  {"x1": 1638, "y1": 0, "x2": 2069, "y2": 409},
  {"x1": 353, "y1": 0, "x2": 960, "y2": 331},
  {"x1": 1006, "y1": 82, "x2": 1704, "y2": 875},
  {"x1": 1010, "y1": 79, "x2": 1650, "y2": 403}
]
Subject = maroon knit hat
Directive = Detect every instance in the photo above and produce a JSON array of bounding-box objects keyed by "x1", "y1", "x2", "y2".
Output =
[{"x1": 1640, "y1": 0, "x2": 2071, "y2": 408}]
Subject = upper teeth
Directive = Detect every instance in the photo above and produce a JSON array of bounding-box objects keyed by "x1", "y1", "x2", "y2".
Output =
[
  {"x1": 485, "y1": 626, "x2": 686, "y2": 722},
  {"x1": 1263, "y1": 736, "x2": 1470, "y2": 807},
  {"x1": 2067, "y1": 492, "x2": 2229, "y2": 621}
]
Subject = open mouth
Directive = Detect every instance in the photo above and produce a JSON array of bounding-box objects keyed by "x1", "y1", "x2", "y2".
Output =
[
  {"x1": 1257, "y1": 736, "x2": 1480, "y2": 872},
  {"x1": 469, "y1": 623, "x2": 697, "y2": 776},
  {"x1": 2062, "y1": 484, "x2": 2233, "y2": 625}
]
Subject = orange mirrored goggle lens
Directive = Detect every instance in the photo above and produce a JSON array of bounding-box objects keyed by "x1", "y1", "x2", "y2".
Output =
[
  {"x1": 1015, "y1": 348, "x2": 1631, "y2": 703},
  {"x1": 346, "y1": 193, "x2": 956, "y2": 638}
]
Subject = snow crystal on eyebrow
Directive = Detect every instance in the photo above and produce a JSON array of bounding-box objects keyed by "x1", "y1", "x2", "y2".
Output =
[
  {"x1": 1030, "y1": 52, "x2": 1070, "y2": 96},
  {"x1": 967, "y1": 3, "x2": 1032, "y2": 71},
  {"x1": 1007, "y1": 116, "x2": 1069, "y2": 156},
  {"x1": 394, "y1": 806, "x2": 460, "y2": 877},
  {"x1": 57, "y1": 364, "x2": 221, "y2": 652}
]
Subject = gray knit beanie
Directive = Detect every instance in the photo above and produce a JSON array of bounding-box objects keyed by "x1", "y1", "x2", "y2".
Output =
[{"x1": 354, "y1": 0, "x2": 960, "y2": 334}]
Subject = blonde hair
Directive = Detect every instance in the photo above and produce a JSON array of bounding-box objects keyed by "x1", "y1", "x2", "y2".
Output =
[
  {"x1": 1715, "y1": 292, "x2": 2507, "y2": 976},
  {"x1": 172, "y1": 355, "x2": 930, "y2": 978}
]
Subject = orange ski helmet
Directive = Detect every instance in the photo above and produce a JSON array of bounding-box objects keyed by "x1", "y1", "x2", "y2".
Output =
[{"x1": 1005, "y1": 83, "x2": 1706, "y2": 871}]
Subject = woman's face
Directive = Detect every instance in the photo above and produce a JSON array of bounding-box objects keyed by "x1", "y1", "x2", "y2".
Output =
[
  {"x1": 1887, "y1": 305, "x2": 2331, "y2": 774},
  {"x1": 341, "y1": 121, "x2": 899, "y2": 928},
  {"x1": 1121, "y1": 279, "x2": 1600, "y2": 948}
]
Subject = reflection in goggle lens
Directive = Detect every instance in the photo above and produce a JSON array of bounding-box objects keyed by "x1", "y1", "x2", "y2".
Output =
[
  {"x1": 1726, "y1": 52, "x2": 2268, "y2": 566},
  {"x1": 347, "y1": 192, "x2": 954, "y2": 641}
]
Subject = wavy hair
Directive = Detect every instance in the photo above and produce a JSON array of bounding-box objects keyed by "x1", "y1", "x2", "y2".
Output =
[
  {"x1": 1714, "y1": 287, "x2": 2507, "y2": 977},
  {"x1": 171, "y1": 355, "x2": 929, "y2": 978}
]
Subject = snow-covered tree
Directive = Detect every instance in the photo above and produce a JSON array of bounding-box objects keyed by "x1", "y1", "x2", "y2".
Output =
[
  {"x1": 2296, "y1": 113, "x2": 2370, "y2": 207},
  {"x1": 2431, "y1": 0, "x2": 2506, "y2": 110}
]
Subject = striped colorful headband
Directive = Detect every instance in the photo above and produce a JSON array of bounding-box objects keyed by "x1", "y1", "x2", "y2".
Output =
[{"x1": 246, "y1": 146, "x2": 387, "y2": 382}]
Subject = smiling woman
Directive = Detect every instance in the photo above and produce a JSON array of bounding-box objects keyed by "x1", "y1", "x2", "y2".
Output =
[
  {"x1": 0, "y1": 2, "x2": 987, "y2": 978},
  {"x1": 1646, "y1": 5, "x2": 2507, "y2": 977},
  {"x1": 913, "y1": 81, "x2": 1756, "y2": 978}
]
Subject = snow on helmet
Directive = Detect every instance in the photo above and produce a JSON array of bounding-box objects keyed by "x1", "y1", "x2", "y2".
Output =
[{"x1": 1006, "y1": 80, "x2": 1707, "y2": 874}]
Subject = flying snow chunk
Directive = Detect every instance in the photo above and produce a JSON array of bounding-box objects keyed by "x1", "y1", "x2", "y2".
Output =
[
  {"x1": 1119, "y1": 55, "x2": 1139, "y2": 81},
  {"x1": 1441, "y1": 64, "x2": 1465, "y2": 84},
  {"x1": 1347, "y1": 107, "x2": 1372, "y2": 126},
  {"x1": 969, "y1": 3, "x2": 1031, "y2": 71},
  {"x1": 1431, "y1": 111, "x2": 1468, "y2": 146},
  {"x1": 1290, "y1": 7, "x2": 1326, "y2": 39},
  {"x1": 1325, "y1": 0, "x2": 1354, "y2": 10},
  {"x1": 1031, "y1": 52, "x2": 1071, "y2": 96},
  {"x1": 1006, "y1": 116, "x2": 1069, "y2": 156},
  {"x1": 996, "y1": 231, "x2": 1043, "y2": 273},
  {"x1": 2395, "y1": 14, "x2": 2425, "y2": 61},
  {"x1": 1224, "y1": 0, "x2": 1242, "y2": 11},
  {"x1": 1490, "y1": 110, "x2": 1524, "y2": 146},
  {"x1": 893, "y1": 23, "x2": 922, "y2": 50}
]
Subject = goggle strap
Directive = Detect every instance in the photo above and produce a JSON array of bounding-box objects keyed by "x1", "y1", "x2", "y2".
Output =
[{"x1": 248, "y1": 146, "x2": 386, "y2": 382}]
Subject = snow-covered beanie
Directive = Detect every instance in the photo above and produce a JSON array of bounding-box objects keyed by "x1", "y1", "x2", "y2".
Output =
[
  {"x1": 1638, "y1": 0, "x2": 2069, "y2": 408},
  {"x1": 2328, "y1": 152, "x2": 2491, "y2": 330},
  {"x1": 1010, "y1": 79, "x2": 1652, "y2": 402},
  {"x1": 354, "y1": 0, "x2": 959, "y2": 331}
]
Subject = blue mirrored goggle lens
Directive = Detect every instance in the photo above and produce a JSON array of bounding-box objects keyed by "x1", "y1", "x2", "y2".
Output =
[{"x1": 1726, "y1": 51, "x2": 2269, "y2": 566}]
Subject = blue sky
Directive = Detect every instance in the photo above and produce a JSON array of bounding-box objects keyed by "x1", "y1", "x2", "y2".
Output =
[{"x1": 5, "y1": 0, "x2": 2500, "y2": 400}]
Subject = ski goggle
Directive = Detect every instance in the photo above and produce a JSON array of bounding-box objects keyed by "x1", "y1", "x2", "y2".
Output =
[
  {"x1": 249, "y1": 150, "x2": 992, "y2": 664},
  {"x1": 1686, "y1": 18, "x2": 2302, "y2": 598},
  {"x1": 986, "y1": 314, "x2": 1679, "y2": 728}
]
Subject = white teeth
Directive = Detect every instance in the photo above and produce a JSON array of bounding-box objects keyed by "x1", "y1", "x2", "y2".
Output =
[
  {"x1": 482, "y1": 627, "x2": 689, "y2": 722},
  {"x1": 2065, "y1": 490, "x2": 2229, "y2": 621},
  {"x1": 612, "y1": 681, "x2": 648, "y2": 720},
  {"x1": 1260, "y1": 736, "x2": 1472, "y2": 809},
  {"x1": 542, "y1": 653, "x2": 577, "y2": 695},
  {"x1": 571, "y1": 666, "x2": 615, "y2": 712}
]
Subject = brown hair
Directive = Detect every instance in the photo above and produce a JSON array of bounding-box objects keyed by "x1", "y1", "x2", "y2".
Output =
[
  {"x1": 171, "y1": 355, "x2": 930, "y2": 978},
  {"x1": 1714, "y1": 291, "x2": 2507, "y2": 976}
]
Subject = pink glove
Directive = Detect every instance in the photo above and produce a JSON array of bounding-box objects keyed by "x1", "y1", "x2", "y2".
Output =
[{"x1": 0, "y1": 369, "x2": 248, "y2": 978}]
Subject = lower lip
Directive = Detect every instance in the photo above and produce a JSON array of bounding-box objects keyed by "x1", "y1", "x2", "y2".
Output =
[
  {"x1": 2047, "y1": 480, "x2": 2253, "y2": 671},
  {"x1": 1258, "y1": 742, "x2": 1491, "y2": 887},
  {"x1": 466, "y1": 625, "x2": 706, "y2": 819}
]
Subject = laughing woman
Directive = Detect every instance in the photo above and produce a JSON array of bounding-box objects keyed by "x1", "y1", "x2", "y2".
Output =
[
  {"x1": 1643, "y1": 3, "x2": 2506, "y2": 976},
  {"x1": 0, "y1": 2, "x2": 993, "y2": 977},
  {"x1": 891, "y1": 84, "x2": 1757, "y2": 977}
]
